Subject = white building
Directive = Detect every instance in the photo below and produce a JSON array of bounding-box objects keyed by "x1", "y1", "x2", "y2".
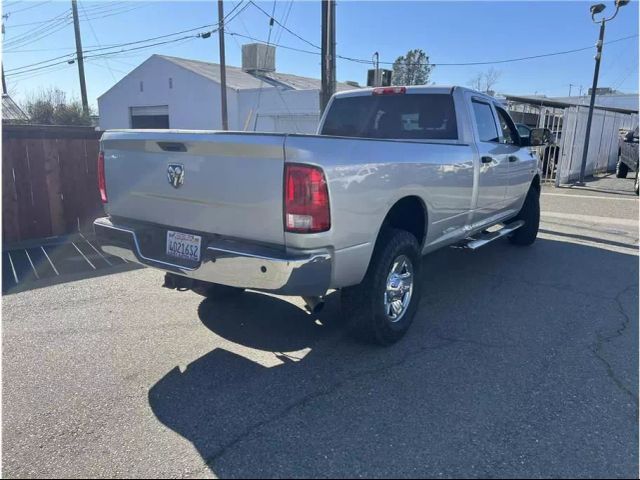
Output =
[{"x1": 98, "y1": 44, "x2": 359, "y2": 133}]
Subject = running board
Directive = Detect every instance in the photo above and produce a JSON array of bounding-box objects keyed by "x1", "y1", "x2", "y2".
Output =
[{"x1": 462, "y1": 220, "x2": 525, "y2": 250}]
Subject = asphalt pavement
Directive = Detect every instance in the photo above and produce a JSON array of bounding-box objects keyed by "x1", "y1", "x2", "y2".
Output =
[{"x1": 3, "y1": 175, "x2": 638, "y2": 478}]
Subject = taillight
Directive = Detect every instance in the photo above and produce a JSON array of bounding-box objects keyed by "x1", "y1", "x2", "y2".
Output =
[
  {"x1": 98, "y1": 151, "x2": 107, "y2": 203},
  {"x1": 284, "y1": 164, "x2": 330, "y2": 233},
  {"x1": 372, "y1": 86, "x2": 406, "y2": 95}
]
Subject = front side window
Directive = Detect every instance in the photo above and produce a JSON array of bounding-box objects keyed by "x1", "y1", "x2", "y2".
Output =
[
  {"x1": 321, "y1": 94, "x2": 458, "y2": 140},
  {"x1": 495, "y1": 107, "x2": 519, "y2": 145},
  {"x1": 472, "y1": 101, "x2": 499, "y2": 143},
  {"x1": 517, "y1": 124, "x2": 531, "y2": 137}
]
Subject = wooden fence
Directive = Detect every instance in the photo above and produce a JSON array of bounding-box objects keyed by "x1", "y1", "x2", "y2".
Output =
[{"x1": 2, "y1": 124, "x2": 104, "y2": 245}]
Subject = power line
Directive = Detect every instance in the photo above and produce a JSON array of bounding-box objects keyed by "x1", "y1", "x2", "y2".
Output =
[
  {"x1": 4, "y1": 9, "x2": 71, "y2": 28},
  {"x1": 5, "y1": 0, "x2": 52, "y2": 15},
  {"x1": 228, "y1": 31, "x2": 319, "y2": 56},
  {"x1": 5, "y1": 29, "x2": 219, "y2": 77},
  {"x1": 273, "y1": 0, "x2": 294, "y2": 46},
  {"x1": 80, "y1": 2, "x2": 117, "y2": 82},
  {"x1": 3, "y1": 10, "x2": 71, "y2": 48},
  {"x1": 231, "y1": 31, "x2": 639, "y2": 68},
  {"x1": 248, "y1": 0, "x2": 320, "y2": 50},
  {"x1": 5, "y1": 3, "x2": 252, "y2": 75},
  {"x1": 251, "y1": 0, "x2": 278, "y2": 131},
  {"x1": 6, "y1": 23, "x2": 219, "y2": 73}
]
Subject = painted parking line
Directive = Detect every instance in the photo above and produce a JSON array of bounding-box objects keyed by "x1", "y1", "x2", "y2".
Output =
[
  {"x1": 541, "y1": 211, "x2": 639, "y2": 227},
  {"x1": 542, "y1": 192, "x2": 638, "y2": 201}
]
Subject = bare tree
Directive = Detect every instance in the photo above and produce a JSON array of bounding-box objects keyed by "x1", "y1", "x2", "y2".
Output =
[{"x1": 468, "y1": 68, "x2": 501, "y2": 96}]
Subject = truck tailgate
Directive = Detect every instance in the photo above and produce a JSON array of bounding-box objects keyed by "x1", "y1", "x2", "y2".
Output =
[{"x1": 101, "y1": 130, "x2": 286, "y2": 245}]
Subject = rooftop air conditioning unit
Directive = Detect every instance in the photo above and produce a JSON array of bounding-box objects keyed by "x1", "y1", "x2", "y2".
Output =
[{"x1": 242, "y1": 43, "x2": 276, "y2": 73}]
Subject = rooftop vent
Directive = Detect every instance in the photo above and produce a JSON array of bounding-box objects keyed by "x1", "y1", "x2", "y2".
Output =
[{"x1": 242, "y1": 43, "x2": 276, "y2": 73}]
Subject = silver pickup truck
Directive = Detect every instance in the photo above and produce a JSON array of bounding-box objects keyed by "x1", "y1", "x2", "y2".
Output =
[{"x1": 95, "y1": 86, "x2": 547, "y2": 345}]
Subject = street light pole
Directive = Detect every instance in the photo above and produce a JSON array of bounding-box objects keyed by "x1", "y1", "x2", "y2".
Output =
[
  {"x1": 578, "y1": 19, "x2": 605, "y2": 184},
  {"x1": 577, "y1": 0, "x2": 629, "y2": 184}
]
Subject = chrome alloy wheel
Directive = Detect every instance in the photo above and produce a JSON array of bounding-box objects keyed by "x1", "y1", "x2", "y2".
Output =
[{"x1": 383, "y1": 254, "x2": 414, "y2": 322}]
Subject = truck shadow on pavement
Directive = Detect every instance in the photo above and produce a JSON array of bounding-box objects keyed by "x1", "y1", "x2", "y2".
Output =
[{"x1": 148, "y1": 237, "x2": 639, "y2": 478}]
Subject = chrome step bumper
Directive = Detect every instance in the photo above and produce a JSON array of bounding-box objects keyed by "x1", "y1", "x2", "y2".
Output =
[{"x1": 93, "y1": 217, "x2": 332, "y2": 296}]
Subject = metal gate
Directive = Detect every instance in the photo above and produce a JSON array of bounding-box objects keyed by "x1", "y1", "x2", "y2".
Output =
[
  {"x1": 532, "y1": 107, "x2": 564, "y2": 185},
  {"x1": 555, "y1": 106, "x2": 638, "y2": 184},
  {"x1": 508, "y1": 98, "x2": 638, "y2": 185}
]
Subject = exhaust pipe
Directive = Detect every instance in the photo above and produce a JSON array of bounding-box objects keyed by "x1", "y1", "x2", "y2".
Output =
[{"x1": 302, "y1": 296, "x2": 325, "y2": 314}]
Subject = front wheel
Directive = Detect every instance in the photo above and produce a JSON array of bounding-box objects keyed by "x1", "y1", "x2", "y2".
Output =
[
  {"x1": 508, "y1": 185, "x2": 540, "y2": 246},
  {"x1": 634, "y1": 173, "x2": 639, "y2": 196},
  {"x1": 341, "y1": 228, "x2": 422, "y2": 346}
]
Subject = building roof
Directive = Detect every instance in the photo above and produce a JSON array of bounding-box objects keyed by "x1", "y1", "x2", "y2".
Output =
[
  {"x1": 2, "y1": 94, "x2": 29, "y2": 123},
  {"x1": 156, "y1": 55, "x2": 357, "y2": 92},
  {"x1": 503, "y1": 93, "x2": 639, "y2": 114}
]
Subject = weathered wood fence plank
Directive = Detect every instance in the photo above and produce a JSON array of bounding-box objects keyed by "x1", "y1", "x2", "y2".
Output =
[{"x1": 2, "y1": 125, "x2": 103, "y2": 245}]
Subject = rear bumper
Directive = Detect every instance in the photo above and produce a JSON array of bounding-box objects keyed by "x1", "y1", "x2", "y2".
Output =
[{"x1": 93, "y1": 217, "x2": 332, "y2": 296}]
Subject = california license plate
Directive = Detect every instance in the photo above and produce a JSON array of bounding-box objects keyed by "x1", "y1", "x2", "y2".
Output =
[{"x1": 166, "y1": 230, "x2": 201, "y2": 262}]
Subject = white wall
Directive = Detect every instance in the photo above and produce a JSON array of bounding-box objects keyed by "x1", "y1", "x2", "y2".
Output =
[
  {"x1": 98, "y1": 56, "x2": 323, "y2": 133},
  {"x1": 237, "y1": 87, "x2": 321, "y2": 133},
  {"x1": 98, "y1": 56, "x2": 237, "y2": 130}
]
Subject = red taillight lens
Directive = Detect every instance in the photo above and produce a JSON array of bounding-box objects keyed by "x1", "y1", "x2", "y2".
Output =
[
  {"x1": 372, "y1": 86, "x2": 406, "y2": 95},
  {"x1": 284, "y1": 164, "x2": 330, "y2": 233},
  {"x1": 98, "y1": 151, "x2": 107, "y2": 203}
]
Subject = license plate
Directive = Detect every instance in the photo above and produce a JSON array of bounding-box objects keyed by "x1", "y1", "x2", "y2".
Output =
[{"x1": 166, "y1": 230, "x2": 201, "y2": 262}]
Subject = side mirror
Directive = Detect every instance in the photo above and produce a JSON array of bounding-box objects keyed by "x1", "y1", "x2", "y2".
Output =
[
  {"x1": 529, "y1": 128, "x2": 552, "y2": 146},
  {"x1": 624, "y1": 130, "x2": 636, "y2": 142}
]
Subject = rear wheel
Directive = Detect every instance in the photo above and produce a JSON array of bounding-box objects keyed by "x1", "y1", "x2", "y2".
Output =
[
  {"x1": 191, "y1": 280, "x2": 244, "y2": 299},
  {"x1": 341, "y1": 228, "x2": 422, "y2": 346},
  {"x1": 616, "y1": 158, "x2": 629, "y2": 178},
  {"x1": 508, "y1": 185, "x2": 540, "y2": 246},
  {"x1": 634, "y1": 173, "x2": 639, "y2": 196}
]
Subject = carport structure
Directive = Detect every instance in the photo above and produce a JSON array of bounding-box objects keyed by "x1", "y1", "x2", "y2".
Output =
[{"x1": 505, "y1": 94, "x2": 638, "y2": 185}]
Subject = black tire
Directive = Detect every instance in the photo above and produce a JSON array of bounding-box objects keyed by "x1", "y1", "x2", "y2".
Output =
[
  {"x1": 634, "y1": 174, "x2": 639, "y2": 196},
  {"x1": 508, "y1": 185, "x2": 540, "y2": 246},
  {"x1": 191, "y1": 280, "x2": 244, "y2": 299},
  {"x1": 616, "y1": 158, "x2": 629, "y2": 178},
  {"x1": 341, "y1": 228, "x2": 422, "y2": 346}
]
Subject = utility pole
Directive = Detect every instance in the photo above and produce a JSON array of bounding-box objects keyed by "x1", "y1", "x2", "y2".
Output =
[
  {"x1": 320, "y1": 0, "x2": 336, "y2": 114},
  {"x1": 577, "y1": 0, "x2": 629, "y2": 184},
  {"x1": 217, "y1": 0, "x2": 229, "y2": 130},
  {"x1": 71, "y1": 0, "x2": 89, "y2": 116},
  {"x1": 373, "y1": 52, "x2": 380, "y2": 87},
  {"x1": 2, "y1": 15, "x2": 8, "y2": 94},
  {"x1": 578, "y1": 19, "x2": 605, "y2": 184}
]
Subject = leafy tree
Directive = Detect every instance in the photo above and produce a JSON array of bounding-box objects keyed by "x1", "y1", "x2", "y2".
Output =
[
  {"x1": 468, "y1": 68, "x2": 501, "y2": 96},
  {"x1": 391, "y1": 49, "x2": 434, "y2": 86},
  {"x1": 24, "y1": 88, "x2": 93, "y2": 125}
]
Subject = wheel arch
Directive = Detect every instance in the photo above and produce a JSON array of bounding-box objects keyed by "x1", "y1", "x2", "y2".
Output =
[{"x1": 375, "y1": 195, "x2": 429, "y2": 250}]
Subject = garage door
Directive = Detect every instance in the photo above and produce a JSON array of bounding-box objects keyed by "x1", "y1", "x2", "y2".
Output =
[{"x1": 130, "y1": 105, "x2": 169, "y2": 129}]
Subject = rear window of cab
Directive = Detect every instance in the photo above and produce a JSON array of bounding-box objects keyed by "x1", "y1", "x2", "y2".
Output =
[{"x1": 321, "y1": 93, "x2": 458, "y2": 141}]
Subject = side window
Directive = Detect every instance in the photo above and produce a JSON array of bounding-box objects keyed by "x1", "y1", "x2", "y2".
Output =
[
  {"x1": 472, "y1": 101, "x2": 499, "y2": 143},
  {"x1": 516, "y1": 124, "x2": 530, "y2": 138},
  {"x1": 495, "y1": 107, "x2": 519, "y2": 145}
]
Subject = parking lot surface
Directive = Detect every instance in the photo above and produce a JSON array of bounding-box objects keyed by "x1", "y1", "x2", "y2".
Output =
[{"x1": 3, "y1": 176, "x2": 638, "y2": 478}]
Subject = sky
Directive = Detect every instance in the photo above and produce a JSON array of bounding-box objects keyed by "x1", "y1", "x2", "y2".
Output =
[{"x1": 2, "y1": 0, "x2": 639, "y2": 110}]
